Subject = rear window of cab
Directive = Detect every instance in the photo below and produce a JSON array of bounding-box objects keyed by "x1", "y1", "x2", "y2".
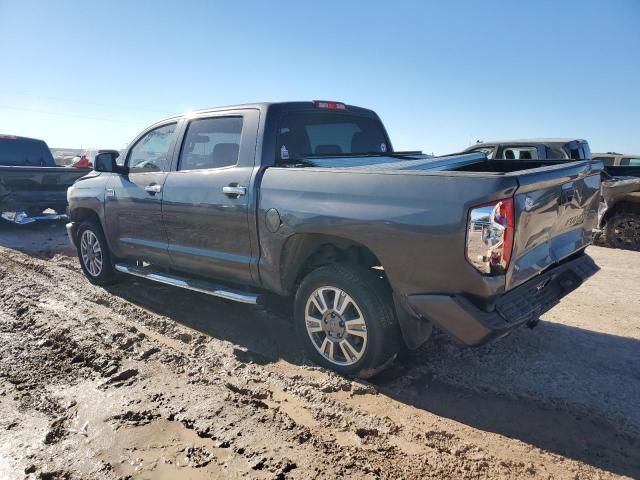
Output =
[
  {"x1": 277, "y1": 113, "x2": 388, "y2": 162},
  {"x1": 0, "y1": 137, "x2": 55, "y2": 166}
]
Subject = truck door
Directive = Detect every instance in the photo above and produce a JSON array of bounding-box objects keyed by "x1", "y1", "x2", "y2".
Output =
[
  {"x1": 161, "y1": 109, "x2": 259, "y2": 285},
  {"x1": 104, "y1": 122, "x2": 178, "y2": 265}
]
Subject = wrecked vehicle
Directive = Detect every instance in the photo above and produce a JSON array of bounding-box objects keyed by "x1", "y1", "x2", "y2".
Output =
[
  {"x1": 591, "y1": 153, "x2": 640, "y2": 250},
  {"x1": 597, "y1": 170, "x2": 640, "y2": 251},
  {"x1": 464, "y1": 138, "x2": 593, "y2": 161},
  {"x1": 0, "y1": 135, "x2": 89, "y2": 224},
  {"x1": 591, "y1": 152, "x2": 640, "y2": 167},
  {"x1": 465, "y1": 140, "x2": 640, "y2": 251},
  {"x1": 67, "y1": 101, "x2": 601, "y2": 377}
]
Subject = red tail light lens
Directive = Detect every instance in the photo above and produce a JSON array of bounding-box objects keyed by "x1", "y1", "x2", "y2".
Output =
[
  {"x1": 466, "y1": 198, "x2": 515, "y2": 275},
  {"x1": 313, "y1": 100, "x2": 347, "y2": 110}
]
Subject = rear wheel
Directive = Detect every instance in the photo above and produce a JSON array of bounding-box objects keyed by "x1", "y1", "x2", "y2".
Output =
[
  {"x1": 76, "y1": 221, "x2": 118, "y2": 285},
  {"x1": 605, "y1": 212, "x2": 640, "y2": 251},
  {"x1": 295, "y1": 264, "x2": 400, "y2": 378}
]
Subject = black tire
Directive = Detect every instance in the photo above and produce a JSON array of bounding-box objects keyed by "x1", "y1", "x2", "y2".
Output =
[
  {"x1": 294, "y1": 264, "x2": 400, "y2": 378},
  {"x1": 605, "y1": 211, "x2": 640, "y2": 251},
  {"x1": 76, "y1": 220, "x2": 119, "y2": 285}
]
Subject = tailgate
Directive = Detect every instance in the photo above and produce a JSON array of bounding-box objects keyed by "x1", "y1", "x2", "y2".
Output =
[
  {"x1": 0, "y1": 166, "x2": 88, "y2": 211},
  {"x1": 506, "y1": 161, "x2": 601, "y2": 290}
]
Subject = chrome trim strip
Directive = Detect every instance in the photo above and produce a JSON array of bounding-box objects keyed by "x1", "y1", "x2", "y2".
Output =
[{"x1": 114, "y1": 263, "x2": 258, "y2": 304}]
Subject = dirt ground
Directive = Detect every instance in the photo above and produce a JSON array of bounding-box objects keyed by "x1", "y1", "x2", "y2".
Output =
[{"x1": 0, "y1": 221, "x2": 638, "y2": 480}]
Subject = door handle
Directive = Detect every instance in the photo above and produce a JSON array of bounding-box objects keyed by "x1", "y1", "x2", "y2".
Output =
[
  {"x1": 223, "y1": 185, "x2": 247, "y2": 197},
  {"x1": 145, "y1": 184, "x2": 162, "y2": 194}
]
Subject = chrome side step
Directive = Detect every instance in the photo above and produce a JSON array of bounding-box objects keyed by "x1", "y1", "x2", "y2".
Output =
[{"x1": 114, "y1": 263, "x2": 259, "y2": 304}]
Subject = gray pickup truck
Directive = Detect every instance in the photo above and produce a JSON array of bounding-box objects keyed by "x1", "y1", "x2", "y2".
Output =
[
  {"x1": 67, "y1": 102, "x2": 601, "y2": 377},
  {"x1": 0, "y1": 135, "x2": 89, "y2": 224}
]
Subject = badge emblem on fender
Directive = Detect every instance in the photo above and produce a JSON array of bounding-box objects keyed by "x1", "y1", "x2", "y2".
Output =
[{"x1": 524, "y1": 197, "x2": 535, "y2": 212}]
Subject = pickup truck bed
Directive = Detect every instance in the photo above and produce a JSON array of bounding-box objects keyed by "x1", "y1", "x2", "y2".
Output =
[
  {"x1": 0, "y1": 165, "x2": 89, "y2": 223},
  {"x1": 66, "y1": 101, "x2": 601, "y2": 377},
  {"x1": 0, "y1": 135, "x2": 90, "y2": 224},
  {"x1": 259, "y1": 157, "x2": 600, "y2": 339}
]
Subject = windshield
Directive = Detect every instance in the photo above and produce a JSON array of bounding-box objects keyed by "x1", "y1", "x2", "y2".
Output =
[{"x1": 277, "y1": 112, "x2": 388, "y2": 162}]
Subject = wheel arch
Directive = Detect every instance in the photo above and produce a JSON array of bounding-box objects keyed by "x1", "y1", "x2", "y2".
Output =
[
  {"x1": 280, "y1": 233, "x2": 432, "y2": 350},
  {"x1": 280, "y1": 233, "x2": 384, "y2": 294}
]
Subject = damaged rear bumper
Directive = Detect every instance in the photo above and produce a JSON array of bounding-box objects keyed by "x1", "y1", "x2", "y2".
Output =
[
  {"x1": 406, "y1": 253, "x2": 599, "y2": 346},
  {"x1": 1, "y1": 211, "x2": 68, "y2": 225}
]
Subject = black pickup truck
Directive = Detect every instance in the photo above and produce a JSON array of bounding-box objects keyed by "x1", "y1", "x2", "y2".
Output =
[
  {"x1": 466, "y1": 140, "x2": 640, "y2": 251},
  {"x1": 67, "y1": 102, "x2": 601, "y2": 377},
  {"x1": 0, "y1": 135, "x2": 89, "y2": 224}
]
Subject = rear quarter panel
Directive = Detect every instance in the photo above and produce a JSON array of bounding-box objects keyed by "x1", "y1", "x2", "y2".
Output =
[{"x1": 258, "y1": 167, "x2": 518, "y2": 302}]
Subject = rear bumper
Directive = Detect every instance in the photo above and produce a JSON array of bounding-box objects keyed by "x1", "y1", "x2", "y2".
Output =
[{"x1": 405, "y1": 253, "x2": 599, "y2": 346}]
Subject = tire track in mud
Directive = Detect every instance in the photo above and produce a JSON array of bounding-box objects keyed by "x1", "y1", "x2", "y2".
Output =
[{"x1": 0, "y1": 248, "x2": 636, "y2": 479}]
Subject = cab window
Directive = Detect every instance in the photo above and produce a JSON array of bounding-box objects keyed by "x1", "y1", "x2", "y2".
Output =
[
  {"x1": 469, "y1": 146, "x2": 495, "y2": 159},
  {"x1": 621, "y1": 158, "x2": 640, "y2": 166},
  {"x1": 277, "y1": 113, "x2": 388, "y2": 161},
  {"x1": 127, "y1": 123, "x2": 176, "y2": 172},
  {"x1": 178, "y1": 117, "x2": 243, "y2": 171},
  {"x1": 592, "y1": 156, "x2": 615, "y2": 166},
  {"x1": 502, "y1": 147, "x2": 538, "y2": 160}
]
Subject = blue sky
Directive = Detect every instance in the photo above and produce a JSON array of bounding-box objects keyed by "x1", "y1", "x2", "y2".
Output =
[{"x1": 0, "y1": 0, "x2": 638, "y2": 154}]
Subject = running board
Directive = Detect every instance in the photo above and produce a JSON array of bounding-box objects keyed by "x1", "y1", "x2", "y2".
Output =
[{"x1": 114, "y1": 263, "x2": 259, "y2": 304}]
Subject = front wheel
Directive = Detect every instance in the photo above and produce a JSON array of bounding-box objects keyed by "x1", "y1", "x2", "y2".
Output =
[
  {"x1": 295, "y1": 264, "x2": 400, "y2": 378},
  {"x1": 76, "y1": 221, "x2": 118, "y2": 285},
  {"x1": 605, "y1": 212, "x2": 640, "y2": 251}
]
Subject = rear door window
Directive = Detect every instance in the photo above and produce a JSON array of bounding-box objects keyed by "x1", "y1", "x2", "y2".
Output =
[
  {"x1": 178, "y1": 117, "x2": 243, "y2": 171},
  {"x1": 502, "y1": 146, "x2": 539, "y2": 160},
  {"x1": 278, "y1": 113, "x2": 388, "y2": 161},
  {"x1": 620, "y1": 158, "x2": 640, "y2": 166}
]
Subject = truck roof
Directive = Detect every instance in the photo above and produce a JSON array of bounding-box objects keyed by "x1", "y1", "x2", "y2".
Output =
[
  {"x1": 592, "y1": 152, "x2": 640, "y2": 158},
  {"x1": 0, "y1": 134, "x2": 48, "y2": 143},
  {"x1": 471, "y1": 138, "x2": 587, "y2": 148},
  {"x1": 156, "y1": 101, "x2": 378, "y2": 124}
]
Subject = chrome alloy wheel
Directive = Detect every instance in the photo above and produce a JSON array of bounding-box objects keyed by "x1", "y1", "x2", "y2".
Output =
[
  {"x1": 80, "y1": 230, "x2": 103, "y2": 277},
  {"x1": 304, "y1": 286, "x2": 368, "y2": 366}
]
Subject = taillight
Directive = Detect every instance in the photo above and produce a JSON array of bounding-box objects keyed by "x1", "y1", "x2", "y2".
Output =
[
  {"x1": 466, "y1": 198, "x2": 515, "y2": 275},
  {"x1": 313, "y1": 100, "x2": 347, "y2": 110}
]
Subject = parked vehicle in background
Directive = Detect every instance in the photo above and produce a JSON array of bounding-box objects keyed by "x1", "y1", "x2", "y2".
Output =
[
  {"x1": 68, "y1": 148, "x2": 102, "y2": 168},
  {"x1": 0, "y1": 135, "x2": 90, "y2": 224},
  {"x1": 67, "y1": 101, "x2": 601, "y2": 377},
  {"x1": 591, "y1": 152, "x2": 640, "y2": 167},
  {"x1": 51, "y1": 149, "x2": 82, "y2": 166},
  {"x1": 465, "y1": 138, "x2": 592, "y2": 161},
  {"x1": 465, "y1": 140, "x2": 640, "y2": 251}
]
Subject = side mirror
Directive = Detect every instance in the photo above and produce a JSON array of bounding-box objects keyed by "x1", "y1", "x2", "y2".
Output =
[{"x1": 94, "y1": 151, "x2": 125, "y2": 174}]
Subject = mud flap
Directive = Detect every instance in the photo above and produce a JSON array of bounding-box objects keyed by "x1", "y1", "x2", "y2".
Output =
[{"x1": 393, "y1": 293, "x2": 433, "y2": 350}]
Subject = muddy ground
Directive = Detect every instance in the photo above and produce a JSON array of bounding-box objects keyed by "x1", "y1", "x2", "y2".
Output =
[{"x1": 0, "y1": 221, "x2": 638, "y2": 480}]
